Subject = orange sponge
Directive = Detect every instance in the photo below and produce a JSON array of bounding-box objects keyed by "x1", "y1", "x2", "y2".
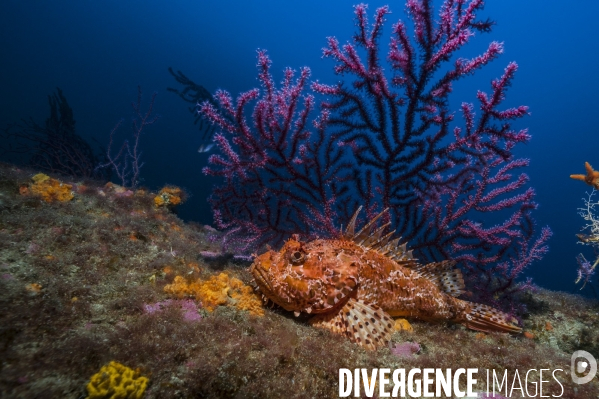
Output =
[
  {"x1": 164, "y1": 273, "x2": 264, "y2": 316},
  {"x1": 154, "y1": 186, "x2": 184, "y2": 208},
  {"x1": 28, "y1": 173, "x2": 74, "y2": 202}
]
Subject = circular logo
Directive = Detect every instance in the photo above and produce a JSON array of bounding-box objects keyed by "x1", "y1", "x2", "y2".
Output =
[{"x1": 571, "y1": 350, "x2": 597, "y2": 384}]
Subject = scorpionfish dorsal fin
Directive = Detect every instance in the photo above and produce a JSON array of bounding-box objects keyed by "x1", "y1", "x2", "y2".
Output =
[
  {"x1": 342, "y1": 206, "x2": 416, "y2": 265},
  {"x1": 309, "y1": 298, "x2": 394, "y2": 351},
  {"x1": 410, "y1": 260, "x2": 466, "y2": 297}
]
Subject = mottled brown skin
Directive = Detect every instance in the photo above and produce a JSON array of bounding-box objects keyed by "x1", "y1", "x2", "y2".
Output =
[
  {"x1": 251, "y1": 237, "x2": 471, "y2": 324},
  {"x1": 354, "y1": 241, "x2": 471, "y2": 322},
  {"x1": 251, "y1": 238, "x2": 360, "y2": 315}
]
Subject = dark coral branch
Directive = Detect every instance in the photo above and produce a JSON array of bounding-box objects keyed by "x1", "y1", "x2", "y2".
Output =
[
  {"x1": 1, "y1": 88, "x2": 107, "y2": 180},
  {"x1": 167, "y1": 67, "x2": 218, "y2": 140}
]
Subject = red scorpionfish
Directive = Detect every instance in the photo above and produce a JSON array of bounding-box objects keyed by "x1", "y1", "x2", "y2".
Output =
[{"x1": 250, "y1": 207, "x2": 522, "y2": 350}]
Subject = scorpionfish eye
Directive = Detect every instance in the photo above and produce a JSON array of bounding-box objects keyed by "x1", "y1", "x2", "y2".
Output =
[{"x1": 289, "y1": 250, "x2": 305, "y2": 265}]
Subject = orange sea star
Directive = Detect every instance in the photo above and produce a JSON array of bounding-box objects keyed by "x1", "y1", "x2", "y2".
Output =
[{"x1": 570, "y1": 162, "x2": 599, "y2": 189}]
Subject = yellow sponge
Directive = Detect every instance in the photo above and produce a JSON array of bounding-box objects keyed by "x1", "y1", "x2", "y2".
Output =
[
  {"x1": 393, "y1": 318, "x2": 413, "y2": 332},
  {"x1": 86, "y1": 361, "x2": 148, "y2": 399}
]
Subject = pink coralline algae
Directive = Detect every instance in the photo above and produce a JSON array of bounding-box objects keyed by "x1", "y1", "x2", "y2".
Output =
[
  {"x1": 25, "y1": 242, "x2": 40, "y2": 255},
  {"x1": 144, "y1": 299, "x2": 202, "y2": 322},
  {"x1": 389, "y1": 342, "x2": 421, "y2": 358},
  {"x1": 199, "y1": 0, "x2": 551, "y2": 308}
]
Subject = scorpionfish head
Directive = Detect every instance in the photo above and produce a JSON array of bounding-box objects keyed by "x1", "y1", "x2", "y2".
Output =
[{"x1": 250, "y1": 235, "x2": 360, "y2": 315}]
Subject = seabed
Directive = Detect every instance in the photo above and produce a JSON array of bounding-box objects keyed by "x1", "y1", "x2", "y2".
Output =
[{"x1": 0, "y1": 163, "x2": 597, "y2": 398}]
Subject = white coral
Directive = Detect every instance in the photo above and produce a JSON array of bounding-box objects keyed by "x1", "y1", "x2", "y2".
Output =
[
  {"x1": 579, "y1": 189, "x2": 599, "y2": 238},
  {"x1": 576, "y1": 189, "x2": 599, "y2": 288}
]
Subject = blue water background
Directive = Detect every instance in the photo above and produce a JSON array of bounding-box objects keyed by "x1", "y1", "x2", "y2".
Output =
[{"x1": 0, "y1": 0, "x2": 597, "y2": 294}]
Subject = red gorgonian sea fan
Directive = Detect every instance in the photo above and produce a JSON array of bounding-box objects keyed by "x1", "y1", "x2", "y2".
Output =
[
  {"x1": 199, "y1": 0, "x2": 551, "y2": 308},
  {"x1": 200, "y1": 50, "x2": 347, "y2": 249}
]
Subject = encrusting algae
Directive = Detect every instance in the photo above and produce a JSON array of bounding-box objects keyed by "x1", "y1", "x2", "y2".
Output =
[
  {"x1": 86, "y1": 361, "x2": 148, "y2": 399},
  {"x1": 164, "y1": 272, "x2": 264, "y2": 316}
]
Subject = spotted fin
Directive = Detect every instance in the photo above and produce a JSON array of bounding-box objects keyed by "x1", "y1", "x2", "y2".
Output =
[
  {"x1": 411, "y1": 260, "x2": 465, "y2": 297},
  {"x1": 343, "y1": 207, "x2": 416, "y2": 265},
  {"x1": 462, "y1": 301, "x2": 522, "y2": 334},
  {"x1": 309, "y1": 298, "x2": 394, "y2": 350}
]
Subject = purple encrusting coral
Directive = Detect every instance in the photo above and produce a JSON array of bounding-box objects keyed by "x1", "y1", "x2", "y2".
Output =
[
  {"x1": 389, "y1": 342, "x2": 420, "y2": 358},
  {"x1": 24, "y1": 242, "x2": 40, "y2": 255},
  {"x1": 144, "y1": 299, "x2": 202, "y2": 322},
  {"x1": 199, "y1": 0, "x2": 551, "y2": 309}
]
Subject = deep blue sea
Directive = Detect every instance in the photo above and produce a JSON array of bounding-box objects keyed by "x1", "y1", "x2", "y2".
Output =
[{"x1": 1, "y1": 0, "x2": 597, "y2": 295}]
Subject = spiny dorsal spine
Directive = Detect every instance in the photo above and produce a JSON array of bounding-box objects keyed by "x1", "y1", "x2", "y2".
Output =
[
  {"x1": 342, "y1": 207, "x2": 466, "y2": 297},
  {"x1": 343, "y1": 206, "x2": 414, "y2": 263}
]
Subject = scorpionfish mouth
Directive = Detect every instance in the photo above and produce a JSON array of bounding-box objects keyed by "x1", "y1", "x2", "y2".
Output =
[{"x1": 249, "y1": 251, "x2": 276, "y2": 297}]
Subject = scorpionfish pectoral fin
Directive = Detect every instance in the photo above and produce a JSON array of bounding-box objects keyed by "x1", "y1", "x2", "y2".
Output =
[
  {"x1": 309, "y1": 298, "x2": 394, "y2": 351},
  {"x1": 461, "y1": 301, "x2": 522, "y2": 334}
]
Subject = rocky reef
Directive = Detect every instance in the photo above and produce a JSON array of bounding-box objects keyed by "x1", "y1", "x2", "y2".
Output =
[{"x1": 0, "y1": 163, "x2": 597, "y2": 398}]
